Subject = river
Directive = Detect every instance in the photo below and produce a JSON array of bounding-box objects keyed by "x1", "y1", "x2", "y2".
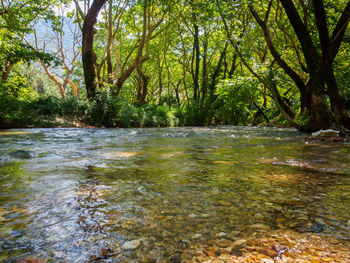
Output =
[{"x1": 0, "y1": 127, "x2": 349, "y2": 262}]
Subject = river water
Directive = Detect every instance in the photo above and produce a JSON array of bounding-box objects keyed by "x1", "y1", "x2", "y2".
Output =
[{"x1": 0, "y1": 127, "x2": 349, "y2": 262}]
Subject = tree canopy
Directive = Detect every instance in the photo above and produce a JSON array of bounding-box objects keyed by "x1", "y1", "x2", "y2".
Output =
[{"x1": 1, "y1": 0, "x2": 350, "y2": 131}]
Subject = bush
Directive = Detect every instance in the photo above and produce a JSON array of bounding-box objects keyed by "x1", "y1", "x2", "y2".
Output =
[
  {"x1": 59, "y1": 97, "x2": 89, "y2": 117},
  {"x1": 84, "y1": 90, "x2": 183, "y2": 128},
  {"x1": 0, "y1": 85, "x2": 184, "y2": 128}
]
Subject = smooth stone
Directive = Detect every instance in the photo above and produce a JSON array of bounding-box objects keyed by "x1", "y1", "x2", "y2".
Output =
[
  {"x1": 255, "y1": 213, "x2": 264, "y2": 219},
  {"x1": 230, "y1": 248, "x2": 243, "y2": 256},
  {"x1": 122, "y1": 239, "x2": 141, "y2": 250},
  {"x1": 249, "y1": 223, "x2": 270, "y2": 230},
  {"x1": 188, "y1": 213, "x2": 196, "y2": 218},
  {"x1": 215, "y1": 239, "x2": 231, "y2": 247},
  {"x1": 258, "y1": 247, "x2": 278, "y2": 258},
  {"x1": 219, "y1": 201, "x2": 231, "y2": 206},
  {"x1": 191, "y1": 234, "x2": 202, "y2": 239},
  {"x1": 204, "y1": 249, "x2": 215, "y2": 257},
  {"x1": 261, "y1": 258, "x2": 274, "y2": 263},
  {"x1": 232, "y1": 239, "x2": 247, "y2": 246}
]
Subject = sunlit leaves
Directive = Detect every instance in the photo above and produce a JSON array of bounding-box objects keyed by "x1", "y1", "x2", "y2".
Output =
[{"x1": 0, "y1": 0, "x2": 63, "y2": 73}]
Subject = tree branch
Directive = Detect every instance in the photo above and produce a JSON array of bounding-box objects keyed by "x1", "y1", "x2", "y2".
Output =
[
  {"x1": 250, "y1": 5, "x2": 306, "y2": 92},
  {"x1": 313, "y1": 0, "x2": 331, "y2": 61},
  {"x1": 279, "y1": 0, "x2": 321, "y2": 72},
  {"x1": 330, "y1": 1, "x2": 350, "y2": 60}
]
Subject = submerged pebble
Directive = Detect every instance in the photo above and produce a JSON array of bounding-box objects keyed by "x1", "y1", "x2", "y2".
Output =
[
  {"x1": 191, "y1": 234, "x2": 202, "y2": 239},
  {"x1": 121, "y1": 239, "x2": 142, "y2": 250}
]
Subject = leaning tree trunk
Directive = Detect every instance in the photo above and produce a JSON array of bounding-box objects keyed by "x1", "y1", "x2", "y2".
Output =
[{"x1": 82, "y1": 0, "x2": 107, "y2": 99}]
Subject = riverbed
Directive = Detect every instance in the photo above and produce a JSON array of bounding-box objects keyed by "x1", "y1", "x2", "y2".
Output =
[{"x1": 0, "y1": 127, "x2": 349, "y2": 262}]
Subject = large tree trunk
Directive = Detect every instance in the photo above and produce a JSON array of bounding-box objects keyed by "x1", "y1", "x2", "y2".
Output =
[
  {"x1": 267, "y1": 0, "x2": 350, "y2": 131},
  {"x1": 82, "y1": 0, "x2": 107, "y2": 99},
  {"x1": 301, "y1": 74, "x2": 333, "y2": 131}
]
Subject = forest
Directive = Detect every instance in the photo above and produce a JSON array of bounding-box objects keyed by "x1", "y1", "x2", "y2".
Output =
[
  {"x1": 1, "y1": 0, "x2": 350, "y2": 132},
  {"x1": 1, "y1": 1, "x2": 350, "y2": 262}
]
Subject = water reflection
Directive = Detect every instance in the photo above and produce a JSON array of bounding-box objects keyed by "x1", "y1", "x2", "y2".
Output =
[{"x1": 0, "y1": 127, "x2": 349, "y2": 262}]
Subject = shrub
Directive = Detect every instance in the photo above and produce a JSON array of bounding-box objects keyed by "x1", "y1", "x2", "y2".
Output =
[{"x1": 0, "y1": 85, "x2": 184, "y2": 128}]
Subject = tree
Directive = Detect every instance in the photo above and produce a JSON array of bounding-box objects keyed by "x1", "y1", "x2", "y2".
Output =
[
  {"x1": 82, "y1": 0, "x2": 107, "y2": 99},
  {"x1": 250, "y1": 0, "x2": 350, "y2": 131},
  {"x1": 26, "y1": 14, "x2": 82, "y2": 99},
  {"x1": 0, "y1": 0, "x2": 60, "y2": 82}
]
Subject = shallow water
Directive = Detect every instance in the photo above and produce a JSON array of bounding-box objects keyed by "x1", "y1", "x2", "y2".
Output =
[{"x1": 0, "y1": 127, "x2": 349, "y2": 262}]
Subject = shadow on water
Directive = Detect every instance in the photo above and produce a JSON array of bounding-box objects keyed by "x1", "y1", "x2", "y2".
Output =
[{"x1": 0, "y1": 127, "x2": 349, "y2": 262}]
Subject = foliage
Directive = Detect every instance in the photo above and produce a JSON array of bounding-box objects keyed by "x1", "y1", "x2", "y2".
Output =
[
  {"x1": 214, "y1": 76, "x2": 259, "y2": 125},
  {"x1": 85, "y1": 90, "x2": 182, "y2": 127},
  {"x1": 0, "y1": 0, "x2": 62, "y2": 76},
  {"x1": 0, "y1": 75, "x2": 37, "y2": 102},
  {"x1": 1, "y1": 0, "x2": 350, "y2": 130}
]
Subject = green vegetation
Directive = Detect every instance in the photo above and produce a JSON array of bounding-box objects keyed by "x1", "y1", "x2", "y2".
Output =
[
  {"x1": 0, "y1": 92, "x2": 184, "y2": 128},
  {"x1": 1, "y1": 0, "x2": 350, "y2": 131}
]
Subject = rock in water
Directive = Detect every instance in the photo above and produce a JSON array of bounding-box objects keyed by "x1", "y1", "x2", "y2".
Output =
[
  {"x1": 232, "y1": 239, "x2": 247, "y2": 247},
  {"x1": 188, "y1": 213, "x2": 196, "y2": 218},
  {"x1": 311, "y1": 129, "x2": 339, "y2": 138},
  {"x1": 122, "y1": 239, "x2": 141, "y2": 250},
  {"x1": 308, "y1": 129, "x2": 341, "y2": 141},
  {"x1": 191, "y1": 233, "x2": 202, "y2": 239},
  {"x1": 258, "y1": 247, "x2": 278, "y2": 258},
  {"x1": 307, "y1": 129, "x2": 350, "y2": 142},
  {"x1": 9, "y1": 150, "x2": 32, "y2": 159}
]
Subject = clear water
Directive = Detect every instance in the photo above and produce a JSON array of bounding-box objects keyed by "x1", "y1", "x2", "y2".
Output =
[{"x1": 0, "y1": 127, "x2": 349, "y2": 262}]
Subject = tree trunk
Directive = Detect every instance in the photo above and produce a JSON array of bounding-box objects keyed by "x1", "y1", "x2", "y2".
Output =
[
  {"x1": 209, "y1": 42, "x2": 228, "y2": 101},
  {"x1": 249, "y1": 0, "x2": 350, "y2": 131},
  {"x1": 82, "y1": 0, "x2": 106, "y2": 99},
  {"x1": 300, "y1": 73, "x2": 333, "y2": 131},
  {"x1": 228, "y1": 54, "x2": 237, "y2": 79},
  {"x1": 106, "y1": 0, "x2": 113, "y2": 84},
  {"x1": 324, "y1": 66, "x2": 350, "y2": 128},
  {"x1": 158, "y1": 61, "x2": 163, "y2": 105},
  {"x1": 175, "y1": 79, "x2": 181, "y2": 106},
  {"x1": 201, "y1": 31, "x2": 208, "y2": 102},
  {"x1": 192, "y1": 9, "x2": 200, "y2": 102},
  {"x1": 1, "y1": 61, "x2": 12, "y2": 81}
]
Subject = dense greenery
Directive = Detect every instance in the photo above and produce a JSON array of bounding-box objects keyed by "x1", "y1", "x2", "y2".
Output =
[{"x1": 1, "y1": 0, "x2": 350, "y2": 131}]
